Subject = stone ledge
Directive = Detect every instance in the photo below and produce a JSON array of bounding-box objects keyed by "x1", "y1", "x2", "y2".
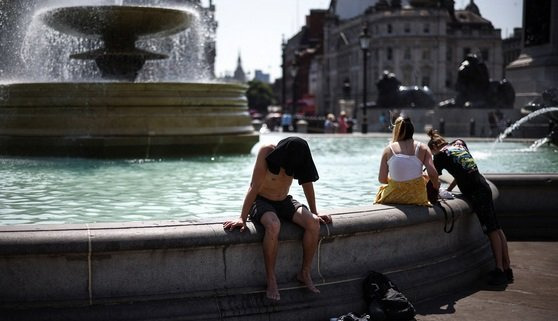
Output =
[{"x1": 0, "y1": 194, "x2": 491, "y2": 320}]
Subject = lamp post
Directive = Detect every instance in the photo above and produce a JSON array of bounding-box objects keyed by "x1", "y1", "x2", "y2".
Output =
[{"x1": 359, "y1": 25, "x2": 371, "y2": 134}]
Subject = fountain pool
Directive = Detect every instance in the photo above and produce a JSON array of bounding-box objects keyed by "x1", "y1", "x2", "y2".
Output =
[{"x1": 1, "y1": 133, "x2": 557, "y2": 225}]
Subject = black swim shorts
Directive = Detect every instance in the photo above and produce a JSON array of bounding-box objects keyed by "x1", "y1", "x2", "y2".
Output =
[
  {"x1": 249, "y1": 195, "x2": 307, "y2": 223},
  {"x1": 468, "y1": 185, "x2": 500, "y2": 234}
]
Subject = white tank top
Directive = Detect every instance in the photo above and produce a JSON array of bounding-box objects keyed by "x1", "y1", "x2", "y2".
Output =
[{"x1": 387, "y1": 142, "x2": 423, "y2": 182}]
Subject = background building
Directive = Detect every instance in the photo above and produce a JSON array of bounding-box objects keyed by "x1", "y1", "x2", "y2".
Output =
[
  {"x1": 506, "y1": 0, "x2": 558, "y2": 109},
  {"x1": 275, "y1": 0, "x2": 522, "y2": 136},
  {"x1": 283, "y1": 9, "x2": 327, "y2": 115},
  {"x1": 254, "y1": 70, "x2": 271, "y2": 83},
  {"x1": 233, "y1": 54, "x2": 247, "y2": 82},
  {"x1": 319, "y1": 0, "x2": 503, "y2": 118},
  {"x1": 502, "y1": 28, "x2": 522, "y2": 77}
]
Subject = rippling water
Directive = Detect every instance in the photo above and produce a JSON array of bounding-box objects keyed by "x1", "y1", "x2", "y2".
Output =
[{"x1": 1, "y1": 134, "x2": 557, "y2": 225}]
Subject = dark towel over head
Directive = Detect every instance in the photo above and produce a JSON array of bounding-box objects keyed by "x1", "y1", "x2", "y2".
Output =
[{"x1": 265, "y1": 137, "x2": 319, "y2": 185}]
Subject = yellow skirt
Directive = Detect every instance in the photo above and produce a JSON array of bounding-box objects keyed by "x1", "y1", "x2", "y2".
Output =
[{"x1": 374, "y1": 176, "x2": 431, "y2": 206}]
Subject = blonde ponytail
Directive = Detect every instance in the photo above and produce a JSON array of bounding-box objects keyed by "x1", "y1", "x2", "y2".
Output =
[{"x1": 391, "y1": 116, "x2": 414, "y2": 142}]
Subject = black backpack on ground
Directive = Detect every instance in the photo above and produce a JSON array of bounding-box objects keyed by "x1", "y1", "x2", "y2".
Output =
[{"x1": 363, "y1": 271, "x2": 416, "y2": 321}]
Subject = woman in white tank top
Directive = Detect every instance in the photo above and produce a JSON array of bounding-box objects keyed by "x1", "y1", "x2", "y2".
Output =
[{"x1": 374, "y1": 116, "x2": 440, "y2": 205}]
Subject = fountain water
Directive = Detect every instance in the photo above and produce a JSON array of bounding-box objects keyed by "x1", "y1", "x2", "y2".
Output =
[
  {"x1": 496, "y1": 107, "x2": 558, "y2": 144},
  {"x1": 527, "y1": 137, "x2": 551, "y2": 151},
  {"x1": 39, "y1": 5, "x2": 194, "y2": 81},
  {"x1": 0, "y1": 0, "x2": 258, "y2": 157}
]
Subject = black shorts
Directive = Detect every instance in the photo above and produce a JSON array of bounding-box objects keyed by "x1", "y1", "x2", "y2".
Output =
[
  {"x1": 249, "y1": 195, "x2": 307, "y2": 223},
  {"x1": 467, "y1": 184, "x2": 500, "y2": 234}
]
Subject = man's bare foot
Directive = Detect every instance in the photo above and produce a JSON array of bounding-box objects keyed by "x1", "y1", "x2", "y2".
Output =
[
  {"x1": 266, "y1": 285, "x2": 280, "y2": 301},
  {"x1": 297, "y1": 271, "x2": 320, "y2": 294}
]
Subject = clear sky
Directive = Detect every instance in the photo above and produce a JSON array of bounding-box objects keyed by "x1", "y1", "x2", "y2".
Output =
[{"x1": 202, "y1": 0, "x2": 523, "y2": 82}]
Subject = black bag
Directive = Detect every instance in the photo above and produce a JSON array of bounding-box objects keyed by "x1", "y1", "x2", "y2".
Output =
[
  {"x1": 381, "y1": 288, "x2": 416, "y2": 320},
  {"x1": 363, "y1": 271, "x2": 416, "y2": 321},
  {"x1": 363, "y1": 271, "x2": 393, "y2": 302}
]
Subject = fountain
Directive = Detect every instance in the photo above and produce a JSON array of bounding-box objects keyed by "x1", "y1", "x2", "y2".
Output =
[
  {"x1": 496, "y1": 107, "x2": 558, "y2": 144},
  {"x1": 40, "y1": 5, "x2": 194, "y2": 81},
  {"x1": 0, "y1": 134, "x2": 556, "y2": 320},
  {"x1": 0, "y1": 2, "x2": 556, "y2": 321},
  {"x1": 0, "y1": 2, "x2": 258, "y2": 158}
]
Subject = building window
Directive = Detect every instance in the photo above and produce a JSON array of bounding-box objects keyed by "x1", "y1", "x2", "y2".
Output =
[
  {"x1": 402, "y1": 66, "x2": 413, "y2": 84},
  {"x1": 446, "y1": 47, "x2": 452, "y2": 61},
  {"x1": 387, "y1": 24, "x2": 393, "y2": 34},
  {"x1": 387, "y1": 47, "x2": 393, "y2": 60},
  {"x1": 481, "y1": 48, "x2": 489, "y2": 61},
  {"x1": 404, "y1": 48, "x2": 411, "y2": 60},
  {"x1": 423, "y1": 23, "x2": 430, "y2": 34},
  {"x1": 404, "y1": 23, "x2": 410, "y2": 33},
  {"x1": 422, "y1": 49, "x2": 430, "y2": 60}
]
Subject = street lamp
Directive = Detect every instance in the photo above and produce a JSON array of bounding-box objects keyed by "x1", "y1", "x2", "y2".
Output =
[{"x1": 359, "y1": 24, "x2": 371, "y2": 134}]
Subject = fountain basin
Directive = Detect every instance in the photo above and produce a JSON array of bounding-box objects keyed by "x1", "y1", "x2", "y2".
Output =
[
  {"x1": 0, "y1": 164, "x2": 556, "y2": 320},
  {"x1": 0, "y1": 195, "x2": 493, "y2": 320},
  {"x1": 0, "y1": 82, "x2": 258, "y2": 157},
  {"x1": 40, "y1": 6, "x2": 194, "y2": 40},
  {"x1": 38, "y1": 5, "x2": 197, "y2": 80}
]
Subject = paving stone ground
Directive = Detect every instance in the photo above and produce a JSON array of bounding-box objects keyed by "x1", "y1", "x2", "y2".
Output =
[{"x1": 414, "y1": 242, "x2": 558, "y2": 321}]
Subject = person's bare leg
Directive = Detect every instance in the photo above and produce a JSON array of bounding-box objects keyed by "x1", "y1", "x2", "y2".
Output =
[
  {"x1": 488, "y1": 230, "x2": 504, "y2": 270},
  {"x1": 292, "y1": 207, "x2": 321, "y2": 293},
  {"x1": 498, "y1": 229, "x2": 511, "y2": 269},
  {"x1": 260, "y1": 212, "x2": 281, "y2": 300}
]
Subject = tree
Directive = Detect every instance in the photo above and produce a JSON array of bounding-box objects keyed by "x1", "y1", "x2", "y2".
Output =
[{"x1": 246, "y1": 80, "x2": 275, "y2": 114}]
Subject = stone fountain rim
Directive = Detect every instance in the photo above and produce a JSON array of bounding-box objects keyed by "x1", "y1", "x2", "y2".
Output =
[{"x1": 0, "y1": 81, "x2": 248, "y2": 90}]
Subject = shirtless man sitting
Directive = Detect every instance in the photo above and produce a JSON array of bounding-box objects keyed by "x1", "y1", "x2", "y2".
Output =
[{"x1": 223, "y1": 136, "x2": 332, "y2": 301}]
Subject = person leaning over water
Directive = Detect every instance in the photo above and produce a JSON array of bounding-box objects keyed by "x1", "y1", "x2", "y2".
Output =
[
  {"x1": 223, "y1": 136, "x2": 332, "y2": 301},
  {"x1": 427, "y1": 129, "x2": 512, "y2": 286},
  {"x1": 375, "y1": 116, "x2": 440, "y2": 205}
]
